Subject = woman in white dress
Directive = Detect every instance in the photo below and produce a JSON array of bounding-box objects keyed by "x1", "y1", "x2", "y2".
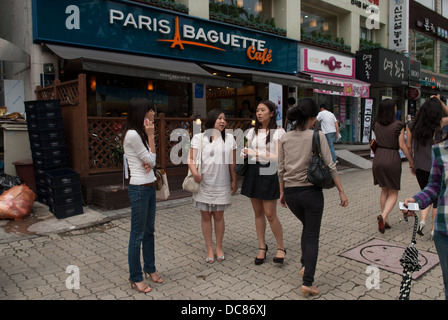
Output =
[{"x1": 188, "y1": 109, "x2": 238, "y2": 263}]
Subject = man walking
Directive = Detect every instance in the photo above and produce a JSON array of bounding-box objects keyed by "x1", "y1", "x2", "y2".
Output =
[{"x1": 317, "y1": 104, "x2": 339, "y2": 164}]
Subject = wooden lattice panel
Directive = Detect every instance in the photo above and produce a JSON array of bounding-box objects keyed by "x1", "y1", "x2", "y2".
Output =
[
  {"x1": 58, "y1": 81, "x2": 79, "y2": 106},
  {"x1": 88, "y1": 118, "x2": 127, "y2": 171}
]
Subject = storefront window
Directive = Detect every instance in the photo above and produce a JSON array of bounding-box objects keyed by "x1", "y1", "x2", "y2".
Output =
[
  {"x1": 443, "y1": 0, "x2": 448, "y2": 17},
  {"x1": 209, "y1": 0, "x2": 271, "y2": 21},
  {"x1": 300, "y1": 7, "x2": 337, "y2": 40},
  {"x1": 414, "y1": 0, "x2": 435, "y2": 10},
  {"x1": 86, "y1": 73, "x2": 191, "y2": 117},
  {"x1": 360, "y1": 26, "x2": 373, "y2": 42},
  {"x1": 415, "y1": 32, "x2": 435, "y2": 71},
  {"x1": 441, "y1": 44, "x2": 448, "y2": 75},
  {"x1": 205, "y1": 84, "x2": 260, "y2": 118}
]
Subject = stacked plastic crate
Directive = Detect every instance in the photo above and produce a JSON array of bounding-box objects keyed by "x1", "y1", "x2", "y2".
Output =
[{"x1": 25, "y1": 100, "x2": 83, "y2": 219}]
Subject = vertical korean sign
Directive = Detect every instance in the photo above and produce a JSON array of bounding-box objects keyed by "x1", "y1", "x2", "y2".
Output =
[
  {"x1": 363, "y1": 99, "x2": 373, "y2": 143},
  {"x1": 389, "y1": 0, "x2": 409, "y2": 52}
]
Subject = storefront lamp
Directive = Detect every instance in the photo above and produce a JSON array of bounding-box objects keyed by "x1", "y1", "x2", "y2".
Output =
[{"x1": 147, "y1": 80, "x2": 154, "y2": 91}]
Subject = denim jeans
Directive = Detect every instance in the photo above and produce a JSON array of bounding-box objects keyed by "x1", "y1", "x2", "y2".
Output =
[
  {"x1": 325, "y1": 132, "x2": 337, "y2": 163},
  {"x1": 434, "y1": 231, "x2": 448, "y2": 300},
  {"x1": 128, "y1": 184, "x2": 157, "y2": 283}
]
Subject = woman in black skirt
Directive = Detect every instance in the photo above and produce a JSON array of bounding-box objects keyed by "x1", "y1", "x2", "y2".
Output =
[{"x1": 241, "y1": 100, "x2": 286, "y2": 265}]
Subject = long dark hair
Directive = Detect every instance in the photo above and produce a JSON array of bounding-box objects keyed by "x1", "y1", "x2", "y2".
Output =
[
  {"x1": 123, "y1": 97, "x2": 154, "y2": 150},
  {"x1": 410, "y1": 97, "x2": 444, "y2": 145},
  {"x1": 374, "y1": 99, "x2": 396, "y2": 127},
  {"x1": 287, "y1": 98, "x2": 319, "y2": 131},
  {"x1": 254, "y1": 100, "x2": 278, "y2": 144},
  {"x1": 204, "y1": 108, "x2": 226, "y2": 142}
]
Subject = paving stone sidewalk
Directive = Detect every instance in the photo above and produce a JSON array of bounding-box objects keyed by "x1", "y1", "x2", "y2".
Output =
[{"x1": 0, "y1": 167, "x2": 444, "y2": 301}]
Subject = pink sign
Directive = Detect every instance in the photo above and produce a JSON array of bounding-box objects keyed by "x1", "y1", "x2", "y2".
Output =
[{"x1": 312, "y1": 75, "x2": 370, "y2": 98}]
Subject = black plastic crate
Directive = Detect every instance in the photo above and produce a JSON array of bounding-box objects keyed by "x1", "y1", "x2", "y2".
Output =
[
  {"x1": 27, "y1": 107, "x2": 62, "y2": 120},
  {"x1": 49, "y1": 201, "x2": 84, "y2": 219},
  {"x1": 27, "y1": 118, "x2": 64, "y2": 131},
  {"x1": 36, "y1": 183, "x2": 48, "y2": 195},
  {"x1": 28, "y1": 129, "x2": 65, "y2": 141},
  {"x1": 44, "y1": 168, "x2": 80, "y2": 187},
  {"x1": 29, "y1": 136, "x2": 66, "y2": 149},
  {"x1": 48, "y1": 192, "x2": 82, "y2": 206},
  {"x1": 48, "y1": 183, "x2": 81, "y2": 197},
  {"x1": 31, "y1": 146, "x2": 67, "y2": 158},
  {"x1": 34, "y1": 162, "x2": 67, "y2": 174},
  {"x1": 36, "y1": 192, "x2": 49, "y2": 206},
  {"x1": 34, "y1": 173, "x2": 47, "y2": 185},
  {"x1": 33, "y1": 154, "x2": 67, "y2": 167},
  {"x1": 25, "y1": 100, "x2": 60, "y2": 114}
]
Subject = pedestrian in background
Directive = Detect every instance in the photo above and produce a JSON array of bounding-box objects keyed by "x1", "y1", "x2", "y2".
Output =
[
  {"x1": 407, "y1": 95, "x2": 448, "y2": 237},
  {"x1": 285, "y1": 97, "x2": 296, "y2": 132},
  {"x1": 241, "y1": 100, "x2": 286, "y2": 265},
  {"x1": 123, "y1": 98, "x2": 163, "y2": 294},
  {"x1": 317, "y1": 104, "x2": 339, "y2": 164},
  {"x1": 278, "y1": 98, "x2": 348, "y2": 298},
  {"x1": 402, "y1": 134, "x2": 448, "y2": 300},
  {"x1": 372, "y1": 99, "x2": 414, "y2": 234},
  {"x1": 188, "y1": 109, "x2": 238, "y2": 264}
]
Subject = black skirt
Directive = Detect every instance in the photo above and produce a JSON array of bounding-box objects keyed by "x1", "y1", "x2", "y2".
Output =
[{"x1": 240, "y1": 162, "x2": 280, "y2": 200}]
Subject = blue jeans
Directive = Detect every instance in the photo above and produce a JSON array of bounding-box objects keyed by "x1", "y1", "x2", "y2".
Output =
[
  {"x1": 325, "y1": 132, "x2": 337, "y2": 163},
  {"x1": 434, "y1": 231, "x2": 448, "y2": 300},
  {"x1": 128, "y1": 184, "x2": 157, "y2": 282}
]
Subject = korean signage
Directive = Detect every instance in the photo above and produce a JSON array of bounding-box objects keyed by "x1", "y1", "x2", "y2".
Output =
[
  {"x1": 300, "y1": 48, "x2": 355, "y2": 78},
  {"x1": 32, "y1": 0, "x2": 298, "y2": 73},
  {"x1": 419, "y1": 71, "x2": 448, "y2": 92},
  {"x1": 416, "y1": 18, "x2": 448, "y2": 41},
  {"x1": 362, "y1": 99, "x2": 373, "y2": 143},
  {"x1": 312, "y1": 75, "x2": 370, "y2": 98},
  {"x1": 356, "y1": 48, "x2": 409, "y2": 85},
  {"x1": 389, "y1": 0, "x2": 409, "y2": 52}
]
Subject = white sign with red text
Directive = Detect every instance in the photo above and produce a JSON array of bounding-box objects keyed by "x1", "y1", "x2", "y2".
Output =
[{"x1": 300, "y1": 48, "x2": 356, "y2": 78}]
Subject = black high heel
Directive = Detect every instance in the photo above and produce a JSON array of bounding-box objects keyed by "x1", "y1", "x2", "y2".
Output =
[
  {"x1": 273, "y1": 248, "x2": 286, "y2": 264},
  {"x1": 255, "y1": 245, "x2": 268, "y2": 265}
]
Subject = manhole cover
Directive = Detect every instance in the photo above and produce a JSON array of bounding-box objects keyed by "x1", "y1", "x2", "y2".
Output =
[{"x1": 340, "y1": 238, "x2": 439, "y2": 279}]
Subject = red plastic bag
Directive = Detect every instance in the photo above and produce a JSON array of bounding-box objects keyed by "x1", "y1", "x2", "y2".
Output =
[{"x1": 0, "y1": 184, "x2": 36, "y2": 220}]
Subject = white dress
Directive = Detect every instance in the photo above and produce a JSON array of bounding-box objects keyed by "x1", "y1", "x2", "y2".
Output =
[{"x1": 190, "y1": 132, "x2": 236, "y2": 211}]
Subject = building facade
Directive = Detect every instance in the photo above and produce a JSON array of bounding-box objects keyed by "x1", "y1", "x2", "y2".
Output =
[{"x1": 1, "y1": 0, "x2": 407, "y2": 144}]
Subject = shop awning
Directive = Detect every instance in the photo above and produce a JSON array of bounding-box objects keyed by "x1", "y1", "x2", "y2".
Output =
[
  {"x1": 299, "y1": 72, "x2": 370, "y2": 98},
  {"x1": 46, "y1": 44, "x2": 243, "y2": 88},
  {"x1": 0, "y1": 38, "x2": 29, "y2": 64},
  {"x1": 202, "y1": 64, "x2": 344, "y2": 92}
]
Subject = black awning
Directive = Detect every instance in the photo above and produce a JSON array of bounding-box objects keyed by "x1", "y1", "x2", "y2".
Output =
[
  {"x1": 202, "y1": 64, "x2": 344, "y2": 92},
  {"x1": 46, "y1": 44, "x2": 243, "y2": 88}
]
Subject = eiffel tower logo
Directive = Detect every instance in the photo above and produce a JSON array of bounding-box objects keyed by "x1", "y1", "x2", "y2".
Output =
[{"x1": 158, "y1": 17, "x2": 226, "y2": 51}]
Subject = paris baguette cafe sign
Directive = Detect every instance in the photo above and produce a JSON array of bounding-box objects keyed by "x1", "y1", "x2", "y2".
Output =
[{"x1": 32, "y1": 0, "x2": 298, "y2": 74}]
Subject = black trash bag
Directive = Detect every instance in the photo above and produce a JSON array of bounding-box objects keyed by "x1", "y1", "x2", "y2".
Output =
[{"x1": 0, "y1": 173, "x2": 22, "y2": 194}]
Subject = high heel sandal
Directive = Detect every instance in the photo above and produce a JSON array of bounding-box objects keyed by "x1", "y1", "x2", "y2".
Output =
[
  {"x1": 144, "y1": 271, "x2": 163, "y2": 283},
  {"x1": 129, "y1": 280, "x2": 152, "y2": 293},
  {"x1": 255, "y1": 245, "x2": 268, "y2": 265},
  {"x1": 301, "y1": 285, "x2": 319, "y2": 298},
  {"x1": 273, "y1": 248, "x2": 286, "y2": 264}
]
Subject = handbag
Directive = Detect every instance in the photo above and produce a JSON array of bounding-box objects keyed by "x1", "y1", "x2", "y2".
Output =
[
  {"x1": 182, "y1": 133, "x2": 203, "y2": 193},
  {"x1": 155, "y1": 169, "x2": 170, "y2": 200},
  {"x1": 234, "y1": 156, "x2": 248, "y2": 176},
  {"x1": 307, "y1": 130, "x2": 335, "y2": 189},
  {"x1": 370, "y1": 139, "x2": 377, "y2": 153}
]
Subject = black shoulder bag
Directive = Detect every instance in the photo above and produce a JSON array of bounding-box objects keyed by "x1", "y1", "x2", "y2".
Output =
[{"x1": 307, "y1": 130, "x2": 335, "y2": 189}]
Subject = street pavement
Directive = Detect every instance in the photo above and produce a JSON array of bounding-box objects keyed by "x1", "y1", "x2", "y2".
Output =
[{"x1": 0, "y1": 164, "x2": 445, "y2": 302}]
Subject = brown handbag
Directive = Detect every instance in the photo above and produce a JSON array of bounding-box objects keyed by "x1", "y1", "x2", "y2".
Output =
[{"x1": 370, "y1": 139, "x2": 377, "y2": 153}]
